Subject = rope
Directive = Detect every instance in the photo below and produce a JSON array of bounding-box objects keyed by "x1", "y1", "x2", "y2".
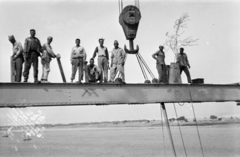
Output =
[
  {"x1": 136, "y1": 54, "x2": 148, "y2": 80},
  {"x1": 173, "y1": 103, "x2": 188, "y2": 157},
  {"x1": 188, "y1": 86, "x2": 205, "y2": 157},
  {"x1": 160, "y1": 105, "x2": 166, "y2": 157},
  {"x1": 118, "y1": 0, "x2": 121, "y2": 15},
  {"x1": 121, "y1": 0, "x2": 123, "y2": 12},
  {"x1": 137, "y1": 53, "x2": 155, "y2": 78}
]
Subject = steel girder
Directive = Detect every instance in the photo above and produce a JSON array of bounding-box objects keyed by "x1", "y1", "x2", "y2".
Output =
[{"x1": 0, "y1": 83, "x2": 239, "y2": 108}]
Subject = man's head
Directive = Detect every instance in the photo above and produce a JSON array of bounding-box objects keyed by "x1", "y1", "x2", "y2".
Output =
[
  {"x1": 159, "y1": 46, "x2": 164, "y2": 51},
  {"x1": 90, "y1": 58, "x2": 94, "y2": 65},
  {"x1": 47, "y1": 36, "x2": 53, "y2": 44},
  {"x1": 8, "y1": 35, "x2": 16, "y2": 44},
  {"x1": 75, "y1": 38, "x2": 80, "y2": 46},
  {"x1": 180, "y1": 47, "x2": 184, "y2": 54},
  {"x1": 99, "y1": 38, "x2": 104, "y2": 46},
  {"x1": 30, "y1": 29, "x2": 36, "y2": 38},
  {"x1": 114, "y1": 40, "x2": 119, "y2": 49}
]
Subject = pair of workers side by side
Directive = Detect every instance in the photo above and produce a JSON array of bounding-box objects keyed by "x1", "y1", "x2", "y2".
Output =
[
  {"x1": 152, "y1": 46, "x2": 192, "y2": 84},
  {"x1": 71, "y1": 38, "x2": 126, "y2": 84},
  {"x1": 8, "y1": 29, "x2": 59, "y2": 83}
]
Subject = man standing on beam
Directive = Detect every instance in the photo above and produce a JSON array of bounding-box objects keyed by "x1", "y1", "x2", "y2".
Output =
[
  {"x1": 23, "y1": 29, "x2": 42, "y2": 83},
  {"x1": 177, "y1": 47, "x2": 192, "y2": 83},
  {"x1": 109, "y1": 40, "x2": 126, "y2": 83},
  {"x1": 92, "y1": 38, "x2": 109, "y2": 83},
  {"x1": 70, "y1": 38, "x2": 87, "y2": 83}
]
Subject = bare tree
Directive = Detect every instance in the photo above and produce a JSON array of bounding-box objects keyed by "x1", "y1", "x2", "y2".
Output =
[{"x1": 164, "y1": 13, "x2": 199, "y2": 61}]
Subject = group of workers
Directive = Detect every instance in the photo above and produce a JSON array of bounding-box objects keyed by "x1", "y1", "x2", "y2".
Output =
[
  {"x1": 9, "y1": 29, "x2": 191, "y2": 84},
  {"x1": 8, "y1": 29, "x2": 127, "y2": 83}
]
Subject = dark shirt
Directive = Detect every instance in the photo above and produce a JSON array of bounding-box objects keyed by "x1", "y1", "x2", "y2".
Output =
[{"x1": 30, "y1": 38, "x2": 40, "y2": 52}]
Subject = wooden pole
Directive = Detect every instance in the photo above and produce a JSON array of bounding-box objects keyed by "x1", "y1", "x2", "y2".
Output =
[
  {"x1": 160, "y1": 102, "x2": 177, "y2": 157},
  {"x1": 10, "y1": 56, "x2": 16, "y2": 82},
  {"x1": 57, "y1": 58, "x2": 66, "y2": 83}
]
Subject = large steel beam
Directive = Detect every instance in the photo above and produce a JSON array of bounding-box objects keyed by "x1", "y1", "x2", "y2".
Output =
[{"x1": 0, "y1": 83, "x2": 239, "y2": 108}]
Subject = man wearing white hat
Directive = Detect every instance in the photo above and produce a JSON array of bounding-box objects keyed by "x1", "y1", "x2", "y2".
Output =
[
  {"x1": 8, "y1": 35, "x2": 24, "y2": 82},
  {"x1": 109, "y1": 40, "x2": 126, "y2": 83},
  {"x1": 41, "y1": 36, "x2": 59, "y2": 83}
]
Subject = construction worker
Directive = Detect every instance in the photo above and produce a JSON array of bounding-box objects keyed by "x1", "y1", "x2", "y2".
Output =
[
  {"x1": 92, "y1": 38, "x2": 109, "y2": 83},
  {"x1": 70, "y1": 38, "x2": 87, "y2": 83},
  {"x1": 152, "y1": 45, "x2": 165, "y2": 83},
  {"x1": 177, "y1": 47, "x2": 192, "y2": 83},
  {"x1": 109, "y1": 40, "x2": 126, "y2": 83},
  {"x1": 87, "y1": 58, "x2": 102, "y2": 83},
  {"x1": 23, "y1": 29, "x2": 42, "y2": 83},
  {"x1": 41, "y1": 36, "x2": 59, "y2": 83},
  {"x1": 8, "y1": 35, "x2": 24, "y2": 82}
]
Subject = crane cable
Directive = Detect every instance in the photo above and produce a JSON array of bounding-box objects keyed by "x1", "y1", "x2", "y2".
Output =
[
  {"x1": 137, "y1": 53, "x2": 155, "y2": 78},
  {"x1": 173, "y1": 103, "x2": 188, "y2": 157},
  {"x1": 188, "y1": 85, "x2": 205, "y2": 157},
  {"x1": 160, "y1": 105, "x2": 166, "y2": 157},
  {"x1": 136, "y1": 54, "x2": 148, "y2": 80}
]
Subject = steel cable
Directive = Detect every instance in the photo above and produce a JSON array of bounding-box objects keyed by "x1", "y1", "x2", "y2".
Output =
[
  {"x1": 137, "y1": 53, "x2": 155, "y2": 78},
  {"x1": 188, "y1": 85, "x2": 205, "y2": 157},
  {"x1": 173, "y1": 103, "x2": 188, "y2": 157},
  {"x1": 160, "y1": 105, "x2": 166, "y2": 157}
]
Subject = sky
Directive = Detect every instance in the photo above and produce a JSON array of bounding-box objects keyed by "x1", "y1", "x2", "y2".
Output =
[{"x1": 0, "y1": 0, "x2": 240, "y2": 126}]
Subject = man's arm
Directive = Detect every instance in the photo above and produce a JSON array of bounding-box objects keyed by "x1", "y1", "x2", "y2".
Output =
[
  {"x1": 70, "y1": 48, "x2": 74, "y2": 62},
  {"x1": 122, "y1": 49, "x2": 127, "y2": 66},
  {"x1": 83, "y1": 48, "x2": 87, "y2": 61},
  {"x1": 37, "y1": 38, "x2": 42, "y2": 54},
  {"x1": 152, "y1": 51, "x2": 158, "y2": 60},
  {"x1": 105, "y1": 48, "x2": 109, "y2": 60},
  {"x1": 23, "y1": 38, "x2": 28, "y2": 54},
  {"x1": 23, "y1": 38, "x2": 28, "y2": 60},
  {"x1": 45, "y1": 44, "x2": 56, "y2": 58},
  {"x1": 185, "y1": 54, "x2": 190, "y2": 68},
  {"x1": 16, "y1": 42, "x2": 23, "y2": 57},
  {"x1": 92, "y1": 47, "x2": 98, "y2": 59},
  {"x1": 110, "y1": 50, "x2": 114, "y2": 67}
]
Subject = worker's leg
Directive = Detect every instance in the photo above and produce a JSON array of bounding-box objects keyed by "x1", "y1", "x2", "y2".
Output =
[
  {"x1": 78, "y1": 58, "x2": 83, "y2": 83},
  {"x1": 41, "y1": 60, "x2": 45, "y2": 80},
  {"x1": 15, "y1": 57, "x2": 23, "y2": 82},
  {"x1": 110, "y1": 64, "x2": 117, "y2": 82},
  {"x1": 71, "y1": 59, "x2": 78, "y2": 82},
  {"x1": 98, "y1": 57, "x2": 104, "y2": 82},
  {"x1": 102, "y1": 57, "x2": 109, "y2": 82},
  {"x1": 183, "y1": 67, "x2": 192, "y2": 83},
  {"x1": 179, "y1": 66, "x2": 184, "y2": 75},
  {"x1": 32, "y1": 52, "x2": 39, "y2": 82},
  {"x1": 23, "y1": 55, "x2": 33, "y2": 82},
  {"x1": 156, "y1": 63, "x2": 163, "y2": 83},
  {"x1": 83, "y1": 62, "x2": 89, "y2": 83},
  {"x1": 117, "y1": 64, "x2": 125, "y2": 82},
  {"x1": 45, "y1": 62, "x2": 50, "y2": 81}
]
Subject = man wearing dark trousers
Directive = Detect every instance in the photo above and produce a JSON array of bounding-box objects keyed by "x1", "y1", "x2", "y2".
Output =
[
  {"x1": 23, "y1": 29, "x2": 42, "y2": 83},
  {"x1": 177, "y1": 47, "x2": 192, "y2": 83}
]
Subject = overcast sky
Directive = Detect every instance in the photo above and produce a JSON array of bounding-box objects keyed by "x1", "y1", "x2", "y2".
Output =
[{"x1": 0, "y1": 0, "x2": 240, "y2": 126}]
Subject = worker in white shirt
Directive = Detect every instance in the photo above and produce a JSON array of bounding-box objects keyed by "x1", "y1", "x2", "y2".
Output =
[{"x1": 70, "y1": 38, "x2": 87, "y2": 83}]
